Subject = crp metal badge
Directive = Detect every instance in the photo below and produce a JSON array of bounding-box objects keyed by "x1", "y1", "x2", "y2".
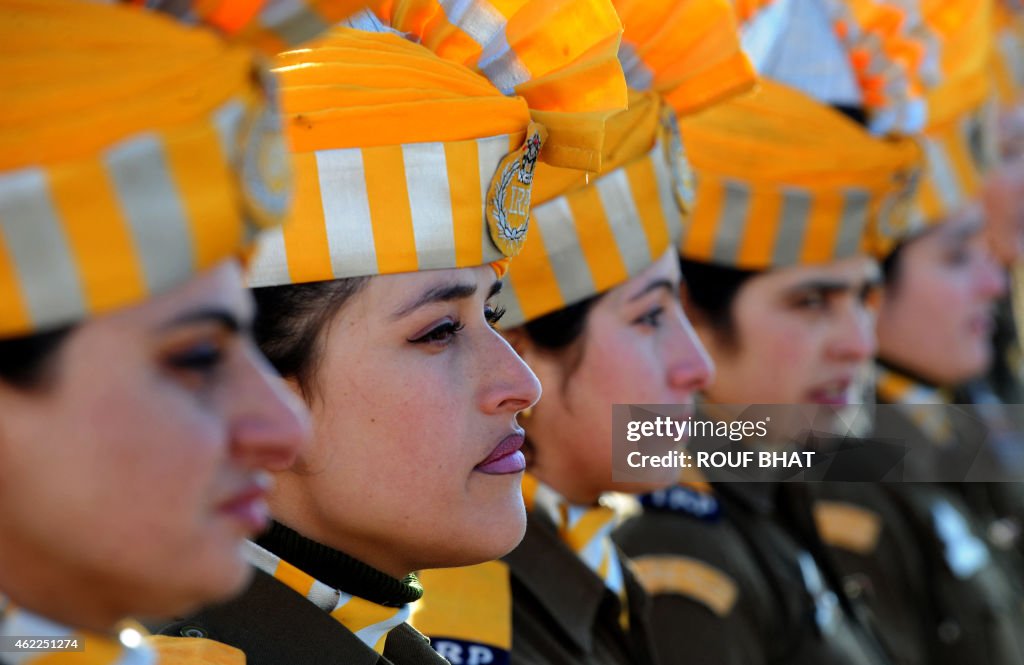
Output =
[
  {"x1": 487, "y1": 123, "x2": 547, "y2": 257},
  {"x1": 239, "y1": 64, "x2": 294, "y2": 232},
  {"x1": 876, "y1": 164, "x2": 922, "y2": 247},
  {"x1": 660, "y1": 105, "x2": 695, "y2": 214}
]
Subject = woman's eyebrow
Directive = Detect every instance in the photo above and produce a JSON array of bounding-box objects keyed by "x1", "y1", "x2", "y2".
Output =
[
  {"x1": 782, "y1": 275, "x2": 883, "y2": 297},
  {"x1": 392, "y1": 282, "x2": 477, "y2": 319},
  {"x1": 628, "y1": 278, "x2": 676, "y2": 302},
  {"x1": 942, "y1": 222, "x2": 983, "y2": 246},
  {"x1": 159, "y1": 308, "x2": 248, "y2": 334}
]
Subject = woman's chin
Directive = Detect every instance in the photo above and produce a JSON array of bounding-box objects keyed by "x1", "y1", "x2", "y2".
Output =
[{"x1": 426, "y1": 500, "x2": 528, "y2": 569}]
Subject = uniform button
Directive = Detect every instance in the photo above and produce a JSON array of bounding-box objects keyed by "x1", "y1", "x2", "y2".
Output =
[
  {"x1": 988, "y1": 518, "x2": 1021, "y2": 550},
  {"x1": 937, "y1": 619, "x2": 961, "y2": 644},
  {"x1": 179, "y1": 625, "x2": 208, "y2": 639},
  {"x1": 843, "y1": 574, "x2": 873, "y2": 600}
]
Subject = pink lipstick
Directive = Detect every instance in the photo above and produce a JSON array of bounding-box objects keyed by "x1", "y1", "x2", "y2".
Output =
[{"x1": 475, "y1": 432, "x2": 526, "y2": 475}]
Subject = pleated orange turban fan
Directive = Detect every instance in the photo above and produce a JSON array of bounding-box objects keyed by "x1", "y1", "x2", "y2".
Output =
[
  {"x1": 901, "y1": 0, "x2": 999, "y2": 236},
  {"x1": 245, "y1": 0, "x2": 629, "y2": 288},
  {"x1": 495, "y1": 0, "x2": 757, "y2": 327},
  {"x1": 740, "y1": 0, "x2": 935, "y2": 136},
  {"x1": 0, "y1": 0, "x2": 286, "y2": 338}
]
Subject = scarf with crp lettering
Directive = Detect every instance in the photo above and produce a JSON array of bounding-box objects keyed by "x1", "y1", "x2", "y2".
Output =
[
  {"x1": 521, "y1": 473, "x2": 630, "y2": 627},
  {"x1": 0, "y1": 598, "x2": 155, "y2": 665},
  {"x1": 875, "y1": 361, "x2": 955, "y2": 445},
  {"x1": 242, "y1": 541, "x2": 408, "y2": 654}
]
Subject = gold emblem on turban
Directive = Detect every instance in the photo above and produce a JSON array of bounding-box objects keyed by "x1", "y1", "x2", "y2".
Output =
[{"x1": 487, "y1": 124, "x2": 547, "y2": 257}]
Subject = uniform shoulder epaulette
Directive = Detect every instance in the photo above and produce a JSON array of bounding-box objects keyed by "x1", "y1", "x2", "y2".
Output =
[
  {"x1": 628, "y1": 555, "x2": 738, "y2": 617},
  {"x1": 411, "y1": 561, "x2": 512, "y2": 665},
  {"x1": 149, "y1": 635, "x2": 246, "y2": 664},
  {"x1": 813, "y1": 500, "x2": 883, "y2": 556},
  {"x1": 639, "y1": 482, "x2": 721, "y2": 522}
]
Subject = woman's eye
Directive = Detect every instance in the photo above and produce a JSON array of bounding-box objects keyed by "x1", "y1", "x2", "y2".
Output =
[
  {"x1": 411, "y1": 320, "x2": 465, "y2": 345},
  {"x1": 633, "y1": 306, "x2": 665, "y2": 328},
  {"x1": 793, "y1": 293, "x2": 828, "y2": 311},
  {"x1": 485, "y1": 305, "x2": 507, "y2": 329},
  {"x1": 165, "y1": 342, "x2": 225, "y2": 376},
  {"x1": 946, "y1": 249, "x2": 970, "y2": 266}
]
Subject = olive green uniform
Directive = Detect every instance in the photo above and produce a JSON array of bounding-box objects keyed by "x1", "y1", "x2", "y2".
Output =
[
  {"x1": 614, "y1": 481, "x2": 892, "y2": 665},
  {"x1": 813, "y1": 392, "x2": 1024, "y2": 665},
  {"x1": 504, "y1": 510, "x2": 660, "y2": 665}
]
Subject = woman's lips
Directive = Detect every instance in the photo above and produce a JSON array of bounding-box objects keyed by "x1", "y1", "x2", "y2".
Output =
[
  {"x1": 216, "y1": 483, "x2": 271, "y2": 533},
  {"x1": 805, "y1": 379, "x2": 852, "y2": 406},
  {"x1": 475, "y1": 432, "x2": 526, "y2": 475}
]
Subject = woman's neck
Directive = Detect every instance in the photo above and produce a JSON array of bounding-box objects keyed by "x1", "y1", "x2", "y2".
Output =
[
  {"x1": 876, "y1": 356, "x2": 947, "y2": 390},
  {"x1": 0, "y1": 553, "x2": 121, "y2": 636}
]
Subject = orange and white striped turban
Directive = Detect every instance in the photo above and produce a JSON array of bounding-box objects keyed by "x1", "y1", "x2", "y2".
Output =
[
  {"x1": 497, "y1": 0, "x2": 757, "y2": 327},
  {"x1": 679, "y1": 80, "x2": 923, "y2": 267},
  {"x1": 0, "y1": 0, "x2": 287, "y2": 339},
  {"x1": 246, "y1": 1, "x2": 628, "y2": 288}
]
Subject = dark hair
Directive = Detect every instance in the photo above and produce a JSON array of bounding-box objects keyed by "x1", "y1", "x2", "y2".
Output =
[
  {"x1": 881, "y1": 240, "x2": 907, "y2": 288},
  {"x1": 678, "y1": 256, "x2": 758, "y2": 349},
  {"x1": 519, "y1": 294, "x2": 603, "y2": 392},
  {"x1": 252, "y1": 277, "x2": 368, "y2": 401},
  {"x1": 0, "y1": 326, "x2": 73, "y2": 390}
]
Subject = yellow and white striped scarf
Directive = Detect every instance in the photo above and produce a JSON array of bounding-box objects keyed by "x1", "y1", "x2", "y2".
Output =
[
  {"x1": 875, "y1": 363, "x2": 955, "y2": 445},
  {"x1": 242, "y1": 541, "x2": 408, "y2": 654},
  {"x1": 0, "y1": 598, "x2": 155, "y2": 665},
  {"x1": 521, "y1": 474, "x2": 629, "y2": 625}
]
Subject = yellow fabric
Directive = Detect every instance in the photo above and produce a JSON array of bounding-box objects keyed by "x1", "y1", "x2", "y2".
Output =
[
  {"x1": 275, "y1": 30, "x2": 532, "y2": 152},
  {"x1": 905, "y1": 0, "x2": 998, "y2": 232},
  {"x1": 813, "y1": 501, "x2": 883, "y2": 556},
  {"x1": 236, "y1": 1, "x2": 377, "y2": 52},
  {"x1": 613, "y1": 0, "x2": 756, "y2": 114},
  {"x1": 499, "y1": 0, "x2": 754, "y2": 326},
  {"x1": 376, "y1": 0, "x2": 629, "y2": 172},
  {"x1": 149, "y1": 636, "x2": 245, "y2": 665},
  {"x1": 247, "y1": 3, "x2": 628, "y2": 287},
  {"x1": 630, "y1": 555, "x2": 738, "y2": 617},
  {"x1": 875, "y1": 363, "x2": 955, "y2": 445},
  {"x1": 0, "y1": 0, "x2": 286, "y2": 339},
  {"x1": 411, "y1": 562, "x2": 513, "y2": 650},
  {"x1": 242, "y1": 541, "x2": 409, "y2": 655},
  {"x1": 679, "y1": 80, "x2": 922, "y2": 267}
]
